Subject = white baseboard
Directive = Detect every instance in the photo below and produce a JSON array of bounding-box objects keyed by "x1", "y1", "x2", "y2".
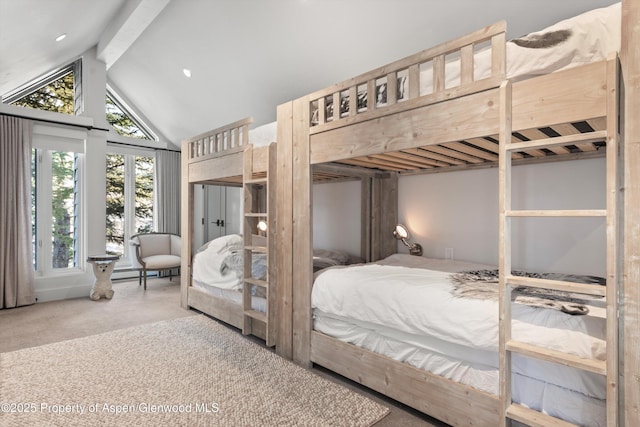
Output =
[{"x1": 35, "y1": 284, "x2": 93, "y2": 303}]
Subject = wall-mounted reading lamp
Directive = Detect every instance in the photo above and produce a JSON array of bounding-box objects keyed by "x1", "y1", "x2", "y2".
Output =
[
  {"x1": 393, "y1": 224, "x2": 423, "y2": 256},
  {"x1": 257, "y1": 220, "x2": 268, "y2": 236}
]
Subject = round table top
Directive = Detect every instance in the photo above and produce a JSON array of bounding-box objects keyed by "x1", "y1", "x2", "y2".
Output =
[{"x1": 87, "y1": 254, "x2": 120, "y2": 262}]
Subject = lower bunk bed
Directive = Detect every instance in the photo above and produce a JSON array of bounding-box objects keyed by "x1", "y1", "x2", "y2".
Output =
[
  {"x1": 310, "y1": 254, "x2": 607, "y2": 427},
  {"x1": 189, "y1": 233, "x2": 363, "y2": 331},
  {"x1": 188, "y1": 234, "x2": 269, "y2": 338}
]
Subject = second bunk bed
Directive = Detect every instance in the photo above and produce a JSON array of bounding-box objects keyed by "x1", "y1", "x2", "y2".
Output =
[
  {"x1": 180, "y1": 117, "x2": 371, "y2": 356},
  {"x1": 180, "y1": 118, "x2": 279, "y2": 346},
  {"x1": 278, "y1": 3, "x2": 623, "y2": 427}
]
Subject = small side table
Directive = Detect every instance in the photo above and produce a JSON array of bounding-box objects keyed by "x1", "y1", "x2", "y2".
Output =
[{"x1": 87, "y1": 255, "x2": 120, "y2": 301}]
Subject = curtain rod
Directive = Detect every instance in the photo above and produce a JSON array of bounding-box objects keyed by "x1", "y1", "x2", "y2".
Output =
[
  {"x1": 1, "y1": 111, "x2": 109, "y2": 132},
  {"x1": 107, "y1": 139, "x2": 180, "y2": 153},
  {"x1": 1, "y1": 111, "x2": 180, "y2": 153}
]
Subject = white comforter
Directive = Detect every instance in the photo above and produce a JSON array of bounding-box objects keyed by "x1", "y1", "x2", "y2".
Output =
[
  {"x1": 191, "y1": 234, "x2": 267, "y2": 290},
  {"x1": 312, "y1": 257, "x2": 606, "y2": 361}
]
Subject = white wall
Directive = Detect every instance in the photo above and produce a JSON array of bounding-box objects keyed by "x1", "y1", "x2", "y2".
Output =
[
  {"x1": 398, "y1": 157, "x2": 607, "y2": 276},
  {"x1": 312, "y1": 180, "x2": 361, "y2": 257}
]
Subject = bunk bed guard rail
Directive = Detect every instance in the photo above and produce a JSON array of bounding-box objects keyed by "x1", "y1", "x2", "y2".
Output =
[
  {"x1": 308, "y1": 21, "x2": 506, "y2": 134},
  {"x1": 184, "y1": 117, "x2": 254, "y2": 163}
]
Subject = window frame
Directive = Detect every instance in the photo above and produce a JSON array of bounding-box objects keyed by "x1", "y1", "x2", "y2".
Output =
[
  {"x1": 32, "y1": 124, "x2": 87, "y2": 277},
  {"x1": 106, "y1": 145, "x2": 156, "y2": 269},
  {"x1": 106, "y1": 85, "x2": 158, "y2": 141},
  {"x1": 2, "y1": 59, "x2": 82, "y2": 114}
]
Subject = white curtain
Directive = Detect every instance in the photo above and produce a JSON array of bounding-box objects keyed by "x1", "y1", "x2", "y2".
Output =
[
  {"x1": 154, "y1": 150, "x2": 181, "y2": 235},
  {"x1": 0, "y1": 115, "x2": 35, "y2": 309}
]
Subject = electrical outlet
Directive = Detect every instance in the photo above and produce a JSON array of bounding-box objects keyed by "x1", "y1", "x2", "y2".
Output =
[{"x1": 445, "y1": 248, "x2": 454, "y2": 260}]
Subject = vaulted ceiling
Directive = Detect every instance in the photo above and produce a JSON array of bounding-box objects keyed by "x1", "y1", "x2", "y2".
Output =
[{"x1": 0, "y1": 0, "x2": 618, "y2": 149}]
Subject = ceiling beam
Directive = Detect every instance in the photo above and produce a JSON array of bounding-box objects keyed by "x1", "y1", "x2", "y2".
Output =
[{"x1": 97, "y1": 0, "x2": 170, "y2": 69}]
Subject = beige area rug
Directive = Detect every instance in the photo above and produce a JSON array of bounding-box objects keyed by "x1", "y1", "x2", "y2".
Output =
[{"x1": 0, "y1": 315, "x2": 389, "y2": 426}]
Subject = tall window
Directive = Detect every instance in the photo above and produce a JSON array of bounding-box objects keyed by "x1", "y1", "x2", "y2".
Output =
[
  {"x1": 32, "y1": 127, "x2": 85, "y2": 275},
  {"x1": 106, "y1": 150, "x2": 154, "y2": 264},
  {"x1": 18, "y1": 60, "x2": 87, "y2": 276}
]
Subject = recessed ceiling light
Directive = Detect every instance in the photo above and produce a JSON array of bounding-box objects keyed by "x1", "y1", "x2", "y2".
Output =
[
  {"x1": 183, "y1": 68, "x2": 192, "y2": 78},
  {"x1": 55, "y1": 33, "x2": 67, "y2": 42}
]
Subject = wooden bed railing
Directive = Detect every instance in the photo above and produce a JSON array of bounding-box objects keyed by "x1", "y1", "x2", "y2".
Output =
[
  {"x1": 183, "y1": 117, "x2": 253, "y2": 163},
  {"x1": 307, "y1": 21, "x2": 506, "y2": 134}
]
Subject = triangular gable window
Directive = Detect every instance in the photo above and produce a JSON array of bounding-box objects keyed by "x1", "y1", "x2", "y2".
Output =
[
  {"x1": 106, "y1": 88, "x2": 156, "y2": 141},
  {"x1": 2, "y1": 60, "x2": 81, "y2": 115}
]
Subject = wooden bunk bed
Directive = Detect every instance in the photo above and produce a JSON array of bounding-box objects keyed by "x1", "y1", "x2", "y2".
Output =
[
  {"x1": 179, "y1": 118, "x2": 377, "y2": 356},
  {"x1": 180, "y1": 118, "x2": 279, "y2": 347},
  {"x1": 276, "y1": 2, "x2": 634, "y2": 426}
]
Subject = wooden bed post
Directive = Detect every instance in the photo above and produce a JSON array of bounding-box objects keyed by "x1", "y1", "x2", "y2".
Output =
[
  {"x1": 498, "y1": 80, "x2": 513, "y2": 427},
  {"x1": 370, "y1": 173, "x2": 398, "y2": 261},
  {"x1": 276, "y1": 101, "x2": 294, "y2": 359},
  {"x1": 361, "y1": 177, "x2": 372, "y2": 262},
  {"x1": 621, "y1": 1, "x2": 640, "y2": 425},
  {"x1": 291, "y1": 96, "x2": 313, "y2": 367},
  {"x1": 180, "y1": 139, "x2": 193, "y2": 309}
]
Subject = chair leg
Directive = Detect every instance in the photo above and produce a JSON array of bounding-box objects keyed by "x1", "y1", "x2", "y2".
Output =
[
  {"x1": 169, "y1": 269, "x2": 173, "y2": 282},
  {"x1": 143, "y1": 269, "x2": 147, "y2": 290},
  {"x1": 138, "y1": 271, "x2": 142, "y2": 286}
]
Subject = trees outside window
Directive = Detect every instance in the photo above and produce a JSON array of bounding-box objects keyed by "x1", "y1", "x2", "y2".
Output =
[
  {"x1": 106, "y1": 152, "x2": 154, "y2": 263},
  {"x1": 7, "y1": 60, "x2": 157, "y2": 272},
  {"x1": 11, "y1": 73, "x2": 75, "y2": 114},
  {"x1": 3, "y1": 60, "x2": 80, "y2": 115},
  {"x1": 32, "y1": 148, "x2": 82, "y2": 273},
  {"x1": 106, "y1": 90, "x2": 156, "y2": 140},
  {"x1": 12, "y1": 62, "x2": 84, "y2": 273}
]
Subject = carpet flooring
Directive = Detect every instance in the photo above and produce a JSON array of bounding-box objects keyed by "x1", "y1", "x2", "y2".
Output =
[
  {"x1": 1, "y1": 315, "x2": 389, "y2": 426},
  {"x1": 0, "y1": 277, "x2": 448, "y2": 427}
]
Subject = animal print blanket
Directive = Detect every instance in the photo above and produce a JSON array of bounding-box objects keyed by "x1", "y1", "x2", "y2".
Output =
[{"x1": 450, "y1": 270, "x2": 605, "y2": 315}]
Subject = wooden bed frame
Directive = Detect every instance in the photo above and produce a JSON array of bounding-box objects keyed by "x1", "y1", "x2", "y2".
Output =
[
  {"x1": 275, "y1": 3, "x2": 640, "y2": 425},
  {"x1": 180, "y1": 118, "x2": 275, "y2": 346},
  {"x1": 178, "y1": 117, "x2": 393, "y2": 356}
]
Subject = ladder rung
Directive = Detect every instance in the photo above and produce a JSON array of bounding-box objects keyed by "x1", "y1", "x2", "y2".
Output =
[
  {"x1": 505, "y1": 209, "x2": 606, "y2": 217},
  {"x1": 244, "y1": 212, "x2": 268, "y2": 217},
  {"x1": 245, "y1": 278, "x2": 268, "y2": 288},
  {"x1": 506, "y1": 130, "x2": 607, "y2": 153},
  {"x1": 506, "y1": 403, "x2": 579, "y2": 427},
  {"x1": 244, "y1": 309, "x2": 267, "y2": 322},
  {"x1": 506, "y1": 340, "x2": 606, "y2": 375},
  {"x1": 245, "y1": 178, "x2": 267, "y2": 185},
  {"x1": 244, "y1": 245, "x2": 267, "y2": 253},
  {"x1": 506, "y1": 275, "x2": 606, "y2": 297}
]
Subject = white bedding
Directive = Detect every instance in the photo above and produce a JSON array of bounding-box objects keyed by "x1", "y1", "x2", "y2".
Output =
[
  {"x1": 248, "y1": 121, "x2": 277, "y2": 147},
  {"x1": 311, "y1": 254, "x2": 607, "y2": 426},
  {"x1": 191, "y1": 234, "x2": 268, "y2": 313},
  {"x1": 313, "y1": 256, "x2": 606, "y2": 358},
  {"x1": 314, "y1": 313, "x2": 605, "y2": 427},
  {"x1": 192, "y1": 234, "x2": 267, "y2": 291},
  {"x1": 433, "y1": 2, "x2": 620, "y2": 90}
]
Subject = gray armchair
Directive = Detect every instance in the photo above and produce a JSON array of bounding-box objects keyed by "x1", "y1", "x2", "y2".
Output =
[{"x1": 130, "y1": 233, "x2": 181, "y2": 290}]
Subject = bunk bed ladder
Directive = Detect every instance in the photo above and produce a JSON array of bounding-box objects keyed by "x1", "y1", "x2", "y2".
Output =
[
  {"x1": 498, "y1": 68, "x2": 619, "y2": 427},
  {"x1": 242, "y1": 144, "x2": 277, "y2": 347}
]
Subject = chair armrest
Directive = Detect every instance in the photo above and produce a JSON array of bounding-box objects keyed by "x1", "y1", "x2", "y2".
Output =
[
  {"x1": 170, "y1": 234, "x2": 182, "y2": 256},
  {"x1": 128, "y1": 239, "x2": 144, "y2": 268}
]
